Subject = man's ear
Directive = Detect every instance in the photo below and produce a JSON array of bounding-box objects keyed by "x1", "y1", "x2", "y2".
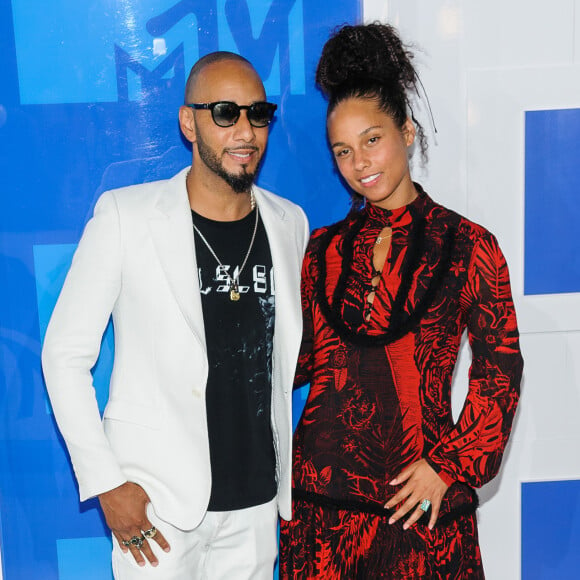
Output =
[
  {"x1": 402, "y1": 117, "x2": 416, "y2": 147},
  {"x1": 179, "y1": 106, "x2": 197, "y2": 144}
]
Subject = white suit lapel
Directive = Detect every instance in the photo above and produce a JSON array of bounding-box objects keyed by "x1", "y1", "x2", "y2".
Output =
[{"x1": 148, "y1": 168, "x2": 207, "y2": 350}]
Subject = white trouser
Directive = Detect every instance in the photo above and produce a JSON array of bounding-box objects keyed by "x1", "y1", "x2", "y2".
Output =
[{"x1": 112, "y1": 498, "x2": 278, "y2": 580}]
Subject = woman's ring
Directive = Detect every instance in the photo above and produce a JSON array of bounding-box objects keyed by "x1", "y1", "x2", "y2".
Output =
[
  {"x1": 143, "y1": 526, "x2": 157, "y2": 539},
  {"x1": 419, "y1": 499, "x2": 431, "y2": 512}
]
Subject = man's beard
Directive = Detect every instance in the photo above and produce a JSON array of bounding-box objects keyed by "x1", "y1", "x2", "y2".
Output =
[{"x1": 195, "y1": 129, "x2": 261, "y2": 194}]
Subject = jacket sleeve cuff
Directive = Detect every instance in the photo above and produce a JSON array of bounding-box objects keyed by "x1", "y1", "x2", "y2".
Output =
[{"x1": 79, "y1": 472, "x2": 128, "y2": 503}]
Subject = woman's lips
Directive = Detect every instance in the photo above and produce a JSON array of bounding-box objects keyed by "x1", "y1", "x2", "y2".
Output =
[{"x1": 360, "y1": 172, "x2": 381, "y2": 187}]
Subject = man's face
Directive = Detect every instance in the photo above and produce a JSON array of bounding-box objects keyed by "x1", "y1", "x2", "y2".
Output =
[{"x1": 183, "y1": 60, "x2": 270, "y2": 194}]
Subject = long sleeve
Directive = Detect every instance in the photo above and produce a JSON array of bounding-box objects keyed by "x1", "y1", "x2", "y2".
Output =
[
  {"x1": 294, "y1": 241, "x2": 316, "y2": 388},
  {"x1": 42, "y1": 191, "x2": 127, "y2": 500},
  {"x1": 427, "y1": 233, "x2": 523, "y2": 487}
]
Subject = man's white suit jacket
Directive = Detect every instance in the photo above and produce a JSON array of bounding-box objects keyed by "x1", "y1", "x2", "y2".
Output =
[{"x1": 42, "y1": 167, "x2": 310, "y2": 531}]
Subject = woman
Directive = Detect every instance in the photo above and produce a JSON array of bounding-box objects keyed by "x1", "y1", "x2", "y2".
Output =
[{"x1": 279, "y1": 23, "x2": 523, "y2": 579}]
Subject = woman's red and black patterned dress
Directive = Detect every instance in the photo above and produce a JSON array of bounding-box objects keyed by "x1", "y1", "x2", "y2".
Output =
[{"x1": 279, "y1": 188, "x2": 523, "y2": 579}]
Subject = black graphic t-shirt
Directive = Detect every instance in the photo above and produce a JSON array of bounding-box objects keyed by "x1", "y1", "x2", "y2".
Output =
[{"x1": 192, "y1": 208, "x2": 276, "y2": 511}]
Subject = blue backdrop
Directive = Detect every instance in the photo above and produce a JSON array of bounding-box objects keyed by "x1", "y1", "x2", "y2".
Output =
[
  {"x1": 0, "y1": 1, "x2": 360, "y2": 577},
  {"x1": 525, "y1": 108, "x2": 580, "y2": 295}
]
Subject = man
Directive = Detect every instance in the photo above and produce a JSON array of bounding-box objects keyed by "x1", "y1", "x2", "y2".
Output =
[{"x1": 42, "y1": 52, "x2": 309, "y2": 579}]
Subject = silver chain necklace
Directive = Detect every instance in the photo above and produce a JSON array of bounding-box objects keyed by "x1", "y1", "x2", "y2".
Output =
[{"x1": 192, "y1": 197, "x2": 259, "y2": 302}]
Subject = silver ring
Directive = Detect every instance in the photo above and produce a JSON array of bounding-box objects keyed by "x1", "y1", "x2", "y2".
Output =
[
  {"x1": 142, "y1": 526, "x2": 157, "y2": 539},
  {"x1": 123, "y1": 535, "x2": 144, "y2": 550},
  {"x1": 419, "y1": 499, "x2": 431, "y2": 512}
]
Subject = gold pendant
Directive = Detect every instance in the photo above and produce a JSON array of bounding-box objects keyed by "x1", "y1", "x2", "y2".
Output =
[{"x1": 229, "y1": 282, "x2": 240, "y2": 301}]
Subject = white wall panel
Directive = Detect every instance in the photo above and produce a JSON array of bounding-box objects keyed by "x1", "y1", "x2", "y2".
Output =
[
  {"x1": 515, "y1": 334, "x2": 580, "y2": 449},
  {"x1": 576, "y1": 0, "x2": 580, "y2": 61},
  {"x1": 465, "y1": 0, "x2": 576, "y2": 68}
]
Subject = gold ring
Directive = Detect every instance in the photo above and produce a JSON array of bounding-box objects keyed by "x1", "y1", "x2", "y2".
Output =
[{"x1": 143, "y1": 526, "x2": 157, "y2": 539}]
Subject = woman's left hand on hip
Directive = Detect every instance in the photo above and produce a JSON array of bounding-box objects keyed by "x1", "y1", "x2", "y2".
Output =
[{"x1": 384, "y1": 458, "x2": 449, "y2": 530}]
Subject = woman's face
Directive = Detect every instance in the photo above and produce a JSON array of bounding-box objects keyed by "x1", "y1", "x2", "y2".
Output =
[{"x1": 327, "y1": 97, "x2": 417, "y2": 211}]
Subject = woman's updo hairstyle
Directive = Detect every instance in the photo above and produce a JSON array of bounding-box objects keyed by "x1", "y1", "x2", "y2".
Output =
[{"x1": 316, "y1": 22, "x2": 427, "y2": 161}]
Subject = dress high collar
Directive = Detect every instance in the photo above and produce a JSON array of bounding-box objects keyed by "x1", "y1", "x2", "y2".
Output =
[{"x1": 362, "y1": 183, "x2": 429, "y2": 228}]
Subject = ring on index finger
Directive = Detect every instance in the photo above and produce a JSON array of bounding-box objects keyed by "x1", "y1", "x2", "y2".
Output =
[{"x1": 142, "y1": 526, "x2": 157, "y2": 539}]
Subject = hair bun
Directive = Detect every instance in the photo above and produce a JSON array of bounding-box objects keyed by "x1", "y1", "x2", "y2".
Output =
[{"x1": 316, "y1": 23, "x2": 416, "y2": 96}]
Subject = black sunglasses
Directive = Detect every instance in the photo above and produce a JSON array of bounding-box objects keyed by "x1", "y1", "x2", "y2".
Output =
[{"x1": 187, "y1": 101, "x2": 277, "y2": 128}]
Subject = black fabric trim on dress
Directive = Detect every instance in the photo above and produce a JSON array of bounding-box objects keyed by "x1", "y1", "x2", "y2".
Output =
[
  {"x1": 315, "y1": 208, "x2": 457, "y2": 347},
  {"x1": 292, "y1": 487, "x2": 479, "y2": 527}
]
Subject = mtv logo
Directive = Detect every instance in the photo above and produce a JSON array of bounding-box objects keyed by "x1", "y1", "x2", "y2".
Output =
[{"x1": 12, "y1": 0, "x2": 305, "y2": 105}]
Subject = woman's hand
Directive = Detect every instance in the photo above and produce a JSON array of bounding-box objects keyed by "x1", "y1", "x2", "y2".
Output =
[{"x1": 384, "y1": 458, "x2": 449, "y2": 530}]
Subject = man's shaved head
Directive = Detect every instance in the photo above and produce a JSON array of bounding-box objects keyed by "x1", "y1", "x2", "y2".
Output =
[{"x1": 184, "y1": 51, "x2": 256, "y2": 104}]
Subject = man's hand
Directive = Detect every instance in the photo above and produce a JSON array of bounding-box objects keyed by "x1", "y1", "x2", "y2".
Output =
[
  {"x1": 99, "y1": 482, "x2": 170, "y2": 566},
  {"x1": 384, "y1": 459, "x2": 449, "y2": 530}
]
